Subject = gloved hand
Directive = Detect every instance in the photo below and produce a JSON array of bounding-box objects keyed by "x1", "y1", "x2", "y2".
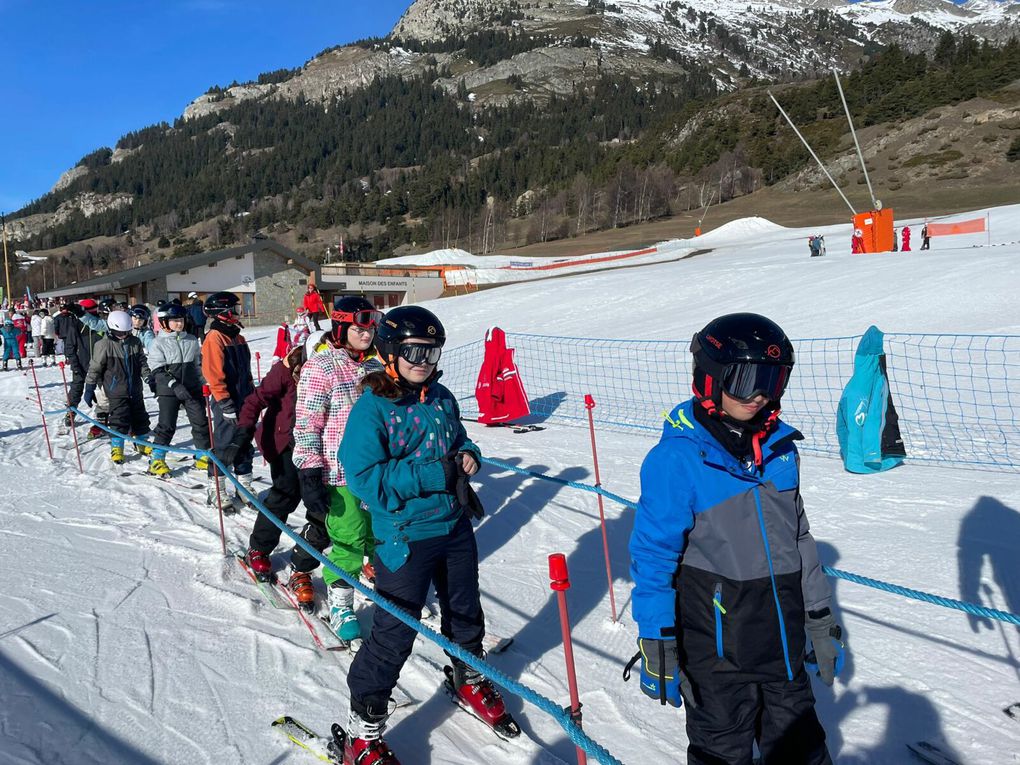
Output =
[
  {"x1": 218, "y1": 399, "x2": 238, "y2": 421},
  {"x1": 624, "y1": 637, "x2": 694, "y2": 708},
  {"x1": 146, "y1": 376, "x2": 157, "y2": 395},
  {"x1": 217, "y1": 427, "x2": 254, "y2": 467},
  {"x1": 299, "y1": 468, "x2": 331, "y2": 525},
  {"x1": 805, "y1": 608, "x2": 845, "y2": 686},
  {"x1": 83, "y1": 384, "x2": 97, "y2": 408},
  {"x1": 170, "y1": 380, "x2": 191, "y2": 403},
  {"x1": 455, "y1": 474, "x2": 485, "y2": 520}
]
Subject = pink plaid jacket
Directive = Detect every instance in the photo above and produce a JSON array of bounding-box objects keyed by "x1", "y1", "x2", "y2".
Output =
[{"x1": 292, "y1": 347, "x2": 381, "y2": 486}]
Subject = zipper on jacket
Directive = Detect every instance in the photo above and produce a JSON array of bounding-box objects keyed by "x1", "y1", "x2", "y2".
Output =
[
  {"x1": 753, "y1": 487, "x2": 794, "y2": 680},
  {"x1": 713, "y1": 582, "x2": 726, "y2": 659}
]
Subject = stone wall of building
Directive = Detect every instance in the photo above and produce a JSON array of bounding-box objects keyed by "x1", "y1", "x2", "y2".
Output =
[{"x1": 253, "y1": 250, "x2": 312, "y2": 325}]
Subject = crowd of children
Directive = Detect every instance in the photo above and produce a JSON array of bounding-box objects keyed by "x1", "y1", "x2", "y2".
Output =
[{"x1": 31, "y1": 289, "x2": 844, "y2": 765}]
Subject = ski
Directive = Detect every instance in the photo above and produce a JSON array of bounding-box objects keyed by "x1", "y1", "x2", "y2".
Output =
[
  {"x1": 234, "y1": 551, "x2": 288, "y2": 609},
  {"x1": 117, "y1": 471, "x2": 203, "y2": 490},
  {"x1": 271, "y1": 716, "x2": 338, "y2": 763},
  {"x1": 317, "y1": 616, "x2": 360, "y2": 653},
  {"x1": 419, "y1": 603, "x2": 513, "y2": 654},
  {"x1": 442, "y1": 665, "x2": 521, "y2": 740},
  {"x1": 1005, "y1": 702, "x2": 1020, "y2": 720},
  {"x1": 907, "y1": 741, "x2": 961, "y2": 765},
  {"x1": 463, "y1": 418, "x2": 545, "y2": 433}
]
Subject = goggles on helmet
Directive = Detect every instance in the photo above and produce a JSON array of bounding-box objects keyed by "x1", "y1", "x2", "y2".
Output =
[
  {"x1": 397, "y1": 343, "x2": 442, "y2": 366},
  {"x1": 720, "y1": 362, "x2": 792, "y2": 401},
  {"x1": 331, "y1": 308, "x2": 383, "y2": 329}
]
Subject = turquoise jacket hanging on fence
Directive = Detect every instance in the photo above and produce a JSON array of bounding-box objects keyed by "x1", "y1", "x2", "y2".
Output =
[{"x1": 836, "y1": 326, "x2": 906, "y2": 473}]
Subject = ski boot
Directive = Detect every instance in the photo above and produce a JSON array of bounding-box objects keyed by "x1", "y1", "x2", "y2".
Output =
[
  {"x1": 235, "y1": 473, "x2": 255, "y2": 508},
  {"x1": 148, "y1": 456, "x2": 171, "y2": 477},
  {"x1": 287, "y1": 568, "x2": 316, "y2": 613},
  {"x1": 1, "y1": 361, "x2": 7, "y2": 372},
  {"x1": 361, "y1": 560, "x2": 377, "y2": 584},
  {"x1": 110, "y1": 437, "x2": 125, "y2": 465},
  {"x1": 206, "y1": 474, "x2": 235, "y2": 513},
  {"x1": 194, "y1": 453, "x2": 209, "y2": 471},
  {"x1": 332, "y1": 697, "x2": 399, "y2": 765},
  {"x1": 327, "y1": 584, "x2": 362, "y2": 642},
  {"x1": 134, "y1": 441, "x2": 152, "y2": 457},
  {"x1": 87, "y1": 425, "x2": 105, "y2": 440},
  {"x1": 444, "y1": 660, "x2": 521, "y2": 739},
  {"x1": 244, "y1": 548, "x2": 274, "y2": 583}
]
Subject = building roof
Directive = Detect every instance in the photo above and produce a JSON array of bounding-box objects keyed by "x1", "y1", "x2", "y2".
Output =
[{"x1": 39, "y1": 240, "x2": 318, "y2": 299}]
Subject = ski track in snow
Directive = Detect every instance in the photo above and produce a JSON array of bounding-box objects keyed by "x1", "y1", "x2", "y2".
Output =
[{"x1": 2, "y1": 204, "x2": 1020, "y2": 763}]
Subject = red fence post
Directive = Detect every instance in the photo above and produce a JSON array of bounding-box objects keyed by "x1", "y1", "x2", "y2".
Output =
[
  {"x1": 583, "y1": 394, "x2": 617, "y2": 623},
  {"x1": 203, "y1": 384, "x2": 228, "y2": 556},
  {"x1": 255, "y1": 351, "x2": 261, "y2": 382},
  {"x1": 58, "y1": 361, "x2": 84, "y2": 474},
  {"x1": 28, "y1": 360, "x2": 54, "y2": 461},
  {"x1": 549, "y1": 553, "x2": 587, "y2": 765}
]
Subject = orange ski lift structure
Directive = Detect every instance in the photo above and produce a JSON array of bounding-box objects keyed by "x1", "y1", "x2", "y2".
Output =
[{"x1": 769, "y1": 70, "x2": 895, "y2": 253}]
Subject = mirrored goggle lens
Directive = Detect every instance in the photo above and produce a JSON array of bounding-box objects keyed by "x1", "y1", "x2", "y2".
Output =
[
  {"x1": 331, "y1": 309, "x2": 383, "y2": 328},
  {"x1": 398, "y1": 344, "x2": 442, "y2": 366},
  {"x1": 722, "y1": 363, "x2": 791, "y2": 400}
]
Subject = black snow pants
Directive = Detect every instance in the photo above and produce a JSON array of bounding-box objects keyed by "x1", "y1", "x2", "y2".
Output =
[
  {"x1": 248, "y1": 447, "x2": 304, "y2": 556},
  {"x1": 152, "y1": 392, "x2": 210, "y2": 452},
  {"x1": 685, "y1": 666, "x2": 831, "y2": 765},
  {"x1": 347, "y1": 513, "x2": 484, "y2": 707},
  {"x1": 107, "y1": 394, "x2": 150, "y2": 440},
  {"x1": 208, "y1": 398, "x2": 253, "y2": 477}
]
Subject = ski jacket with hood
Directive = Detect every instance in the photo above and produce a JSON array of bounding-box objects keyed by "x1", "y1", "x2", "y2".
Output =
[
  {"x1": 148, "y1": 330, "x2": 204, "y2": 396},
  {"x1": 629, "y1": 398, "x2": 831, "y2": 684},
  {"x1": 201, "y1": 321, "x2": 254, "y2": 406},
  {"x1": 836, "y1": 326, "x2": 906, "y2": 474},
  {"x1": 292, "y1": 343, "x2": 382, "y2": 486},
  {"x1": 86, "y1": 334, "x2": 151, "y2": 400},
  {"x1": 240, "y1": 344, "x2": 303, "y2": 462},
  {"x1": 63, "y1": 316, "x2": 105, "y2": 376},
  {"x1": 339, "y1": 379, "x2": 481, "y2": 572}
]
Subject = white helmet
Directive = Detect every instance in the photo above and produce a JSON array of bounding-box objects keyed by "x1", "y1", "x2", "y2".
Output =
[
  {"x1": 107, "y1": 310, "x2": 133, "y2": 333},
  {"x1": 305, "y1": 330, "x2": 328, "y2": 360}
]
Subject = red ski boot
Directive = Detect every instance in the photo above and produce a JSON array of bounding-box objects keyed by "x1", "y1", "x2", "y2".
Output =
[
  {"x1": 333, "y1": 699, "x2": 399, "y2": 765},
  {"x1": 244, "y1": 548, "x2": 273, "y2": 582},
  {"x1": 444, "y1": 662, "x2": 521, "y2": 739}
]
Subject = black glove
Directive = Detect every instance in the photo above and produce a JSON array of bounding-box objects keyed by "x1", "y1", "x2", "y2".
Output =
[
  {"x1": 217, "y1": 427, "x2": 254, "y2": 467},
  {"x1": 299, "y1": 468, "x2": 331, "y2": 525},
  {"x1": 455, "y1": 474, "x2": 485, "y2": 519},
  {"x1": 146, "y1": 376, "x2": 157, "y2": 395},
  {"x1": 805, "y1": 608, "x2": 844, "y2": 687},
  {"x1": 218, "y1": 399, "x2": 238, "y2": 421},
  {"x1": 83, "y1": 383, "x2": 97, "y2": 408},
  {"x1": 439, "y1": 449, "x2": 460, "y2": 492},
  {"x1": 170, "y1": 380, "x2": 191, "y2": 403}
]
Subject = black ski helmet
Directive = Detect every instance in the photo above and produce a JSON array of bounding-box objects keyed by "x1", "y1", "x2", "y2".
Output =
[
  {"x1": 331, "y1": 295, "x2": 377, "y2": 346},
  {"x1": 375, "y1": 305, "x2": 446, "y2": 374},
  {"x1": 204, "y1": 291, "x2": 241, "y2": 322},
  {"x1": 690, "y1": 313, "x2": 794, "y2": 411},
  {"x1": 129, "y1": 304, "x2": 151, "y2": 323},
  {"x1": 158, "y1": 303, "x2": 188, "y2": 330}
]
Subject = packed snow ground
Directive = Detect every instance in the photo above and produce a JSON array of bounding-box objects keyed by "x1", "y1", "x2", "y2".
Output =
[{"x1": 1, "y1": 203, "x2": 1019, "y2": 764}]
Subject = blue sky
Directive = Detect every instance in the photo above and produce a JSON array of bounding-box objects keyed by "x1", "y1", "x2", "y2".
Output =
[{"x1": 0, "y1": 0, "x2": 411, "y2": 214}]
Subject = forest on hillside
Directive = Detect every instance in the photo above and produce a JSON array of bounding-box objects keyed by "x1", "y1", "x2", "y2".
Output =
[{"x1": 15, "y1": 31, "x2": 1020, "y2": 281}]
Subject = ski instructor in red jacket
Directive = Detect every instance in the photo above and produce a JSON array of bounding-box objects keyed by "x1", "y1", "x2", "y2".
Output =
[{"x1": 302, "y1": 284, "x2": 327, "y2": 331}]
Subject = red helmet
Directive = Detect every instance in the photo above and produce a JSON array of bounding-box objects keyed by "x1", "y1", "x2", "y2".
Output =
[{"x1": 79, "y1": 298, "x2": 99, "y2": 312}]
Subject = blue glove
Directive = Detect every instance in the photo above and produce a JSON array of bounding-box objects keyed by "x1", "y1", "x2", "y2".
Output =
[
  {"x1": 83, "y1": 384, "x2": 97, "y2": 408},
  {"x1": 624, "y1": 637, "x2": 694, "y2": 708}
]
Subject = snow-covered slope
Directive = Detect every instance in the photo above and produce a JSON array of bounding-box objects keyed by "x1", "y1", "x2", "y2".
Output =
[{"x1": 1, "y1": 203, "x2": 1018, "y2": 764}]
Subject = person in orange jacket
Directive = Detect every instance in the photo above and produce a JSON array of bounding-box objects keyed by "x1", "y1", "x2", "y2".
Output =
[
  {"x1": 301, "y1": 284, "x2": 327, "y2": 331},
  {"x1": 201, "y1": 291, "x2": 255, "y2": 510}
]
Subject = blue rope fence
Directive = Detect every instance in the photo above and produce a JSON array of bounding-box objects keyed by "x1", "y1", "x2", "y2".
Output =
[
  {"x1": 481, "y1": 457, "x2": 1020, "y2": 627},
  {"x1": 442, "y1": 332, "x2": 1020, "y2": 472},
  {"x1": 52, "y1": 407, "x2": 623, "y2": 765}
]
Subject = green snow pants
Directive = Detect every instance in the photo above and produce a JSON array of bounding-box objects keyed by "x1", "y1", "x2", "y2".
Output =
[{"x1": 323, "y1": 485, "x2": 374, "y2": 587}]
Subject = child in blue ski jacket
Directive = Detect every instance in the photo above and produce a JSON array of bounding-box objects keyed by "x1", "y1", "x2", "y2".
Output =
[
  {"x1": 629, "y1": 313, "x2": 846, "y2": 765},
  {"x1": 1, "y1": 319, "x2": 23, "y2": 371},
  {"x1": 335, "y1": 305, "x2": 515, "y2": 765}
]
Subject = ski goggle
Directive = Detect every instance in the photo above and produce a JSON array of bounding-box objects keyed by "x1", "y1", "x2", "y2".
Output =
[
  {"x1": 331, "y1": 309, "x2": 383, "y2": 329},
  {"x1": 720, "y1": 362, "x2": 792, "y2": 401},
  {"x1": 397, "y1": 343, "x2": 442, "y2": 366}
]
